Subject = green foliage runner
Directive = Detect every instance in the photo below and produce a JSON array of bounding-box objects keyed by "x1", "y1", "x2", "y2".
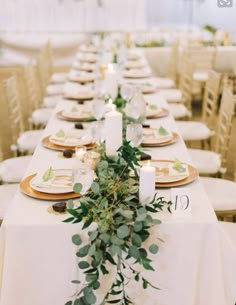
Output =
[{"x1": 64, "y1": 141, "x2": 171, "y2": 305}]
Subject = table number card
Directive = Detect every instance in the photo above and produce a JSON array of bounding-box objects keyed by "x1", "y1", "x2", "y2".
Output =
[{"x1": 170, "y1": 187, "x2": 192, "y2": 217}]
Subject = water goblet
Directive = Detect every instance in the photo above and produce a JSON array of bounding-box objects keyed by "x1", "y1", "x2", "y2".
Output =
[
  {"x1": 91, "y1": 98, "x2": 105, "y2": 121},
  {"x1": 72, "y1": 163, "x2": 94, "y2": 195},
  {"x1": 126, "y1": 123, "x2": 143, "y2": 147}
]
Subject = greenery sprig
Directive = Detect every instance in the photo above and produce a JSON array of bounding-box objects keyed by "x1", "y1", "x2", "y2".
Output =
[{"x1": 64, "y1": 141, "x2": 171, "y2": 305}]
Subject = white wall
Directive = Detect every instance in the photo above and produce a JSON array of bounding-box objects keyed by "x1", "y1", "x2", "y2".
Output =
[{"x1": 0, "y1": 0, "x2": 146, "y2": 32}]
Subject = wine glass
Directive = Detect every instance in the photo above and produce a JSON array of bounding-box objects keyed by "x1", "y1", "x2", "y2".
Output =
[
  {"x1": 126, "y1": 124, "x2": 143, "y2": 147},
  {"x1": 120, "y1": 84, "x2": 134, "y2": 102},
  {"x1": 91, "y1": 98, "x2": 105, "y2": 120},
  {"x1": 90, "y1": 121, "x2": 105, "y2": 144},
  {"x1": 72, "y1": 163, "x2": 94, "y2": 195}
]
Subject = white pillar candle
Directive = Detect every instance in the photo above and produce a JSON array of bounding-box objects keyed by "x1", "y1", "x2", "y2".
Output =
[
  {"x1": 139, "y1": 161, "x2": 156, "y2": 204},
  {"x1": 105, "y1": 107, "x2": 122, "y2": 156},
  {"x1": 104, "y1": 64, "x2": 118, "y2": 99}
]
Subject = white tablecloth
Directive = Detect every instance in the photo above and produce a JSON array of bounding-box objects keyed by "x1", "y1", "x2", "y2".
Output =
[
  {"x1": 143, "y1": 46, "x2": 236, "y2": 76},
  {"x1": 0, "y1": 56, "x2": 236, "y2": 305}
]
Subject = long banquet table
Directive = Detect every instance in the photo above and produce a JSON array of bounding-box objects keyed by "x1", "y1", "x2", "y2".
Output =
[{"x1": 0, "y1": 50, "x2": 236, "y2": 305}]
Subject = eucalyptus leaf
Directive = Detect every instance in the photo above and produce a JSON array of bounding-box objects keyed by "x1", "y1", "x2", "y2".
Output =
[
  {"x1": 55, "y1": 129, "x2": 65, "y2": 137},
  {"x1": 117, "y1": 225, "x2": 130, "y2": 239},
  {"x1": 158, "y1": 126, "x2": 168, "y2": 136},
  {"x1": 76, "y1": 245, "x2": 90, "y2": 257},
  {"x1": 78, "y1": 261, "x2": 90, "y2": 269},
  {"x1": 42, "y1": 167, "x2": 54, "y2": 182},
  {"x1": 91, "y1": 182, "x2": 100, "y2": 194},
  {"x1": 128, "y1": 246, "x2": 140, "y2": 259},
  {"x1": 72, "y1": 234, "x2": 82, "y2": 246},
  {"x1": 149, "y1": 244, "x2": 159, "y2": 254},
  {"x1": 132, "y1": 234, "x2": 142, "y2": 248},
  {"x1": 73, "y1": 183, "x2": 83, "y2": 193}
]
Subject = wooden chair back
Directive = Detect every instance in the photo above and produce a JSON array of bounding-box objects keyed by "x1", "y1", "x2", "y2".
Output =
[
  {"x1": 0, "y1": 73, "x2": 16, "y2": 159},
  {"x1": 202, "y1": 70, "x2": 221, "y2": 129},
  {"x1": 215, "y1": 88, "x2": 236, "y2": 170},
  {"x1": 167, "y1": 42, "x2": 179, "y2": 84},
  {"x1": 0, "y1": 66, "x2": 30, "y2": 131},
  {"x1": 4, "y1": 76, "x2": 24, "y2": 146},
  {"x1": 179, "y1": 59, "x2": 194, "y2": 112}
]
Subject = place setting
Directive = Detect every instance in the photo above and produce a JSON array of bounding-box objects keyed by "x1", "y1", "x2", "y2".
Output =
[
  {"x1": 72, "y1": 61, "x2": 96, "y2": 72},
  {"x1": 41, "y1": 128, "x2": 96, "y2": 151},
  {"x1": 76, "y1": 52, "x2": 98, "y2": 63},
  {"x1": 68, "y1": 70, "x2": 96, "y2": 84},
  {"x1": 130, "y1": 159, "x2": 198, "y2": 188},
  {"x1": 146, "y1": 103, "x2": 169, "y2": 119},
  {"x1": 123, "y1": 67, "x2": 152, "y2": 79},
  {"x1": 19, "y1": 167, "x2": 80, "y2": 201},
  {"x1": 63, "y1": 82, "x2": 95, "y2": 102}
]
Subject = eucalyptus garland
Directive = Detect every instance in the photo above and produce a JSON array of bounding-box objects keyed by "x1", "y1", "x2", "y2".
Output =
[{"x1": 64, "y1": 141, "x2": 171, "y2": 305}]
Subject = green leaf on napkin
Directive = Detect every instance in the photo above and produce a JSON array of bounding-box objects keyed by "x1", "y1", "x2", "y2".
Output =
[
  {"x1": 55, "y1": 129, "x2": 65, "y2": 138},
  {"x1": 71, "y1": 106, "x2": 78, "y2": 112},
  {"x1": 173, "y1": 160, "x2": 186, "y2": 173},
  {"x1": 158, "y1": 126, "x2": 168, "y2": 136},
  {"x1": 42, "y1": 167, "x2": 54, "y2": 182},
  {"x1": 149, "y1": 105, "x2": 158, "y2": 110}
]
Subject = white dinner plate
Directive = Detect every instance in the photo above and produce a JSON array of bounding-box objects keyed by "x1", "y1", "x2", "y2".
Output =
[{"x1": 30, "y1": 169, "x2": 73, "y2": 194}]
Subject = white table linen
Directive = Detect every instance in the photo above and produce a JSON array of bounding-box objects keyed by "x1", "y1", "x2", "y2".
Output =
[{"x1": 0, "y1": 52, "x2": 236, "y2": 305}]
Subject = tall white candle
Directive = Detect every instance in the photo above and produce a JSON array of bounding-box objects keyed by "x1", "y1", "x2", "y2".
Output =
[
  {"x1": 104, "y1": 64, "x2": 118, "y2": 99},
  {"x1": 139, "y1": 161, "x2": 156, "y2": 204},
  {"x1": 105, "y1": 108, "x2": 122, "y2": 156}
]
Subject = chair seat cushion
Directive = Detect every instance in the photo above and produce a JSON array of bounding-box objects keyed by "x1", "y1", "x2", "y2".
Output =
[
  {"x1": 155, "y1": 78, "x2": 175, "y2": 89},
  {"x1": 50, "y1": 72, "x2": 68, "y2": 84},
  {"x1": 43, "y1": 95, "x2": 62, "y2": 108},
  {"x1": 158, "y1": 89, "x2": 182, "y2": 103},
  {"x1": 188, "y1": 148, "x2": 221, "y2": 175},
  {"x1": 193, "y1": 72, "x2": 208, "y2": 82},
  {"x1": 0, "y1": 184, "x2": 18, "y2": 219},
  {"x1": 176, "y1": 121, "x2": 214, "y2": 141},
  {"x1": 17, "y1": 130, "x2": 43, "y2": 153},
  {"x1": 201, "y1": 177, "x2": 236, "y2": 211},
  {"x1": 0, "y1": 156, "x2": 32, "y2": 183},
  {"x1": 168, "y1": 104, "x2": 191, "y2": 119},
  {"x1": 31, "y1": 108, "x2": 53, "y2": 125},
  {"x1": 46, "y1": 84, "x2": 64, "y2": 96}
]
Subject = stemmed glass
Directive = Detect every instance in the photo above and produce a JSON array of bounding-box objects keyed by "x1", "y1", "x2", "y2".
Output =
[
  {"x1": 126, "y1": 124, "x2": 143, "y2": 147},
  {"x1": 91, "y1": 98, "x2": 105, "y2": 121},
  {"x1": 120, "y1": 84, "x2": 135, "y2": 102},
  {"x1": 72, "y1": 163, "x2": 94, "y2": 195}
]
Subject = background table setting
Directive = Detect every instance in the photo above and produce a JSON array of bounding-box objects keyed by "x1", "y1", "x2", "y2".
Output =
[{"x1": 0, "y1": 42, "x2": 236, "y2": 305}]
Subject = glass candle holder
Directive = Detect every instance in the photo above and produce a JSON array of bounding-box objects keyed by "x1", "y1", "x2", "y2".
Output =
[
  {"x1": 83, "y1": 151, "x2": 101, "y2": 170},
  {"x1": 75, "y1": 146, "x2": 87, "y2": 162}
]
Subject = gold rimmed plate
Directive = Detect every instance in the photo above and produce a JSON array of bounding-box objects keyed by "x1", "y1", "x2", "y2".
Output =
[
  {"x1": 132, "y1": 160, "x2": 198, "y2": 188},
  {"x1": 56, "y1": 110, "x2": 96, "y2": 122},
  {"x1": 141, "y1": 131, "x2": 179, "y2": 147},
  {"x1": 20, "y1": 174, "x2": 80, "y2": 201},
  {"x1": 146, "y1": 108, "x2": 169, "y2": 119},
  {"x1": 41, "y1": 136, "x2": 96, "y2": 151}
]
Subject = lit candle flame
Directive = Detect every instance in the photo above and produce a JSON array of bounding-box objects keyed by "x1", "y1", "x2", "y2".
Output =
[
  {"x1": 147, "y1": 160, "x2": 151, "y2": 166},
  {"x1": 107, "y1": 64, "x2": 114, "y2": 71}
]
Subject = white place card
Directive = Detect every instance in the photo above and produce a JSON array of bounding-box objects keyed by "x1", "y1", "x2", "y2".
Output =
[{"x1": 170, "y1": 187, "x2": 192, "y2": 218}]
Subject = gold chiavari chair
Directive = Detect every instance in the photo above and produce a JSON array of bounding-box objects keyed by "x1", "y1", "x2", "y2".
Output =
[
  {"x1": 201, "y1": 163, "x2": 236, "y2": 222},
  {"x1": 176, "y1": 70, "x2": 221, "y2": 148},
  {"x1": 189, "y1": 88, "x2": 236, "y2": 176},
  {"x1": 159, "y1": 59, "x2": 194, "y2": 120},
  {"x1": 4, "y1": 76, "x2": 43, "y2": 156},
  {"x1": 0, "y1": 66, "x2": 31, "y2": 131},
  {"x1": 24, "y1": 62, "x2": 53, "y2": 129}
]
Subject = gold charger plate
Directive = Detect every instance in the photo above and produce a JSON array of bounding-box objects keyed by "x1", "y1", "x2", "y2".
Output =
[
  {"x1": 41, "y1": 136, "x2": 96, "y2": 151},
  {"x1": 20, "y1": 174, "x2": 80, "y2": 201},
  {"x1": 137, "y1": 160, "x2": 198, "y2": 188},
  {"x1": 146, "y1": 108, "x2": 169, "y2": 119},
  {"x1": 56, "y1": 111, "x2": 96, "y2": 122},
  {"x1": 141, "y1": 132, "x2": 179, "y2": 147},
  {"x1": 63, "y1": 94, "x2": 94, "y2": 103}
]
